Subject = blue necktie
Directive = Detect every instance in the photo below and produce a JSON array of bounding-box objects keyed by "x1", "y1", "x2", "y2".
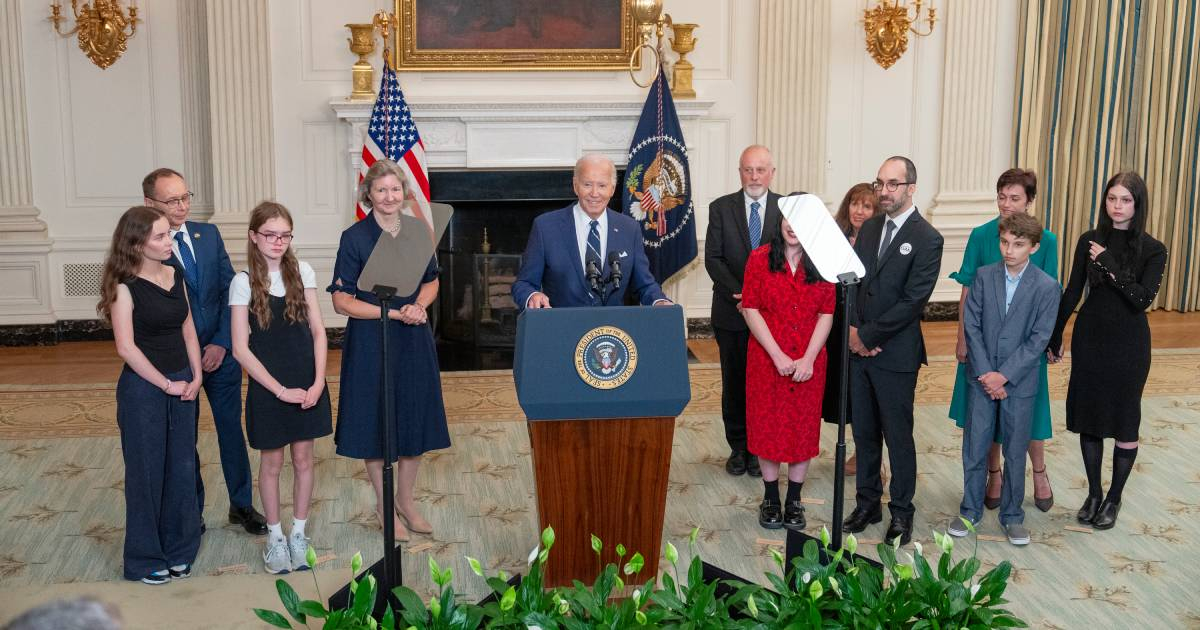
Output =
[
  {"x1": 174, "y1": 231, "x2": 198, "y2": 287},
  {"x1": 749, "y1": 201, "x2": 762, "y2": 249},
  {"x1": 586, "y1": 219, "x2": 602, "y2": 273}
]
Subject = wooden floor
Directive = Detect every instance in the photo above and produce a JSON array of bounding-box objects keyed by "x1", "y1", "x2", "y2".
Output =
[{"x1": 0, "y1": 311, "x2": 1196, "y2": 385}]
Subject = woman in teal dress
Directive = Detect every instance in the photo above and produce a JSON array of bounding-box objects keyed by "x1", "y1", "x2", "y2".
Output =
[{"x1": 949, "y1": 168, "x2": 1059, "y2": 512}]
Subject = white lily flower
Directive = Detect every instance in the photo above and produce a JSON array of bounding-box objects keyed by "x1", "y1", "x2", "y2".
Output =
[{"x1": 527, "y1": 545, "x2": 540, "y2": 566}]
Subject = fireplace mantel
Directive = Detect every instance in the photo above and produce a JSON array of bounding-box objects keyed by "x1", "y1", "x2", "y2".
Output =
[{"x1": 330, "y1": 97, "x2": 716, "y2": 172}]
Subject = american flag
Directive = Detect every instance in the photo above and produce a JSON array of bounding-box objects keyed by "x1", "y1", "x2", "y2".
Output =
[{"x1": 355, "y1": 61, "x2": 431, "y2": 230}]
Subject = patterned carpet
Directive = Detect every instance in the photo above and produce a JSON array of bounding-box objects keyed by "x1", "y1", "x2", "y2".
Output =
[{"x1": 1, "y1": 352, "x2": 1200, "y2": 628}]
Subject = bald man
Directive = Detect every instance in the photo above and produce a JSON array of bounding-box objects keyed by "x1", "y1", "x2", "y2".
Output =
[
  {"x1": 512, "y1": 154, "x2": 668, "y2": 309},
  {"x1": 704, "y1": 145, "x2": 782, "y2": 477}
]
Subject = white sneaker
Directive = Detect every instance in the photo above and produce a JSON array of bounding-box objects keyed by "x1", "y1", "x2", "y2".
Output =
[
  {"x1": 1004, "y1": 523, "x2": 1031, "y2": 546},
  {"x1": 289, "y1": 531, "x2": 311, "y2": 571},
  {"x1": 263, "y1": 537, "x2": 292, "y2": 574},
  {"x1": 947, "y1": 516, "x2": 978, "y2": 538}
]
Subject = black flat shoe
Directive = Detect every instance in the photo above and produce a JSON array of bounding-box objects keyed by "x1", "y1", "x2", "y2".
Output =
[
  {"x1": 746, "y1": 454, "x2": 762, "y2": 478},
  {"x1": 885, "y1": 516, "x2": 913, "y2": 546},
  {"x1": 783, "y1": 500, "x2": 806, "y2": 532},
  {"x1": 1091, "y1": 500, "x2": 1121, "y2": 530},
  {"x1": 1076, "y1": 496, "x2": 1102, "y2": 524},
  {"x1": 842, "y1": 505, "x2": 882, "y2": 533},
  {"x1": 229, "y1": 505, "x2": 268, "y2": 535},
  {"x1": 725, "y1": 451, "x2": 747, "y2": 476},
  {"x1": 758, "y1": 499, "x2": 783, "y2": 529}
]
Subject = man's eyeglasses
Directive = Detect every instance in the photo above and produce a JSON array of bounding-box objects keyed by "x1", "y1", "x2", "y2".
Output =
[
  {"x1": 149, "y1": 191, "x2": 194, "y2": 208},
  {"x1": 255, "y1": 231, "x2": 294, "y2": 244},
  {"x1": 871, "y1": 181, "x2": 912, "y2": 192}
]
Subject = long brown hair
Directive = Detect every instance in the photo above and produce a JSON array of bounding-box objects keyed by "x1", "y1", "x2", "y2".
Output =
[
  {"x1": 247, "y1": 202, "x2": 307, "y2": 328},
  {"x1": 97, "y1": 206, "x2": 166, "y2": 323},
  {"x1": 834, "y1": 183, "x2": 879, "y2": 237}
]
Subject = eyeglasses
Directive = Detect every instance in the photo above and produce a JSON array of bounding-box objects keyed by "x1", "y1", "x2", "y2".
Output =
[
  {"x1": 255, "y1": 231, "x2": 294, "y2": 244},
  {"x1": 149, "y1": 191, "x2": 194, "y2": 208},
  {"x1": 740, "y1": 167, "x2": 773, "y2": 176},
  {"x1": 871, "y1": 181, "x2": 912, "y2": 192}
]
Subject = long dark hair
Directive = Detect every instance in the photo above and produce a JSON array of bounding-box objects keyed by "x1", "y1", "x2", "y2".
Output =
[
  {"x1": 766, "y1": 217, "x2": 822, "y2": 283},
  {"x1": 247, "y1": 202, "x2": 307, "y2": 328},
  {"x1": 97, "y1": 206, "x2": 166, "y2": 323},
  {"x1": 1088, "y1": 172, "x2": 1148, "y2": 287}
]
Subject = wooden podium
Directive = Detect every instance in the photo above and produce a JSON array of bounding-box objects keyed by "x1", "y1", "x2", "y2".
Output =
[{"x1": 514, "y1": 306, "x2": 690, "y2": 588}]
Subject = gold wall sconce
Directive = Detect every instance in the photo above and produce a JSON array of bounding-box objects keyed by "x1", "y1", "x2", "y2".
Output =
[
  {"x1": 49, "y1": 0, "x2": 140, "y2": 70},
  {"x1": 863, "y1": 0, "x2": 936, "y2": 69},
  {"x1": 629, "y1": 0, "x2": 699, "y2": 98}
]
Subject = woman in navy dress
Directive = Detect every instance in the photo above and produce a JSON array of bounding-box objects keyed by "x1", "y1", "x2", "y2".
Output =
[{"x1": 329, "y1": 159, "x2": 450, "y2": 540}]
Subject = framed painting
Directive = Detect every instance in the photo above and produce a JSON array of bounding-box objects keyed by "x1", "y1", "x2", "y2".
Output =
[{"x1": 394, "y1": 0, "x2": 638, "y2": 71}]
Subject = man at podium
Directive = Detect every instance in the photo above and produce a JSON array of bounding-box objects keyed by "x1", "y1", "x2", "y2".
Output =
[{"x1": 512, "y1": 154, "x2": 670, "y2": 309}]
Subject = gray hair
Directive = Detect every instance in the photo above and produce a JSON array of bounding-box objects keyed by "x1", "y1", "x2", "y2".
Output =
[
  {"x1": 573, "y1": 154, "x2": 617, "y2": 187},
  {"x1": 358, "y1": 159, "x2": 410, "y2": 209},
  {"x1": 3, "y1": 598, "x2": 122, "y2": 630}
]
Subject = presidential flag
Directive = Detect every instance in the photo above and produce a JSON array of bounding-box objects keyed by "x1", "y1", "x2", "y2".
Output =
[
  {"x1": 356, "y1": 60, "x2": 431, "y2": 231},
  {"x1": 621, "y1": 68, "x2": 696, "y2": 286}
]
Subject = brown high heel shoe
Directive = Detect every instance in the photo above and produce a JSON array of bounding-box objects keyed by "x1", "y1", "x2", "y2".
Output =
[
  {"x1": 396, "y1": 506, "x2": 434, "y2": 535},
  {"x1": 1033, "y1": 467, "x2": 1054, "y2": 512},
  {"x1": 377, "y1": 507, "x2": 410, "y2": 542},
  {"x1": 984, "y1": 468, "x2": 1002, "y2": 510}
]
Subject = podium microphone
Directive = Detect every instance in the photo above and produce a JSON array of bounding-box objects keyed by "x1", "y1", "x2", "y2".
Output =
[
  {"x1": 586, "y1": 258, "x2": 602, "y2": 294},
  {"x1": 607, "y1": 252, "x2": 622, "y2": 290}
]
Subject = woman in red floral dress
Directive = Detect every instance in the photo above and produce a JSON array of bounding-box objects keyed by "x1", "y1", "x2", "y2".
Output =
[{"x1": 741, "y1": 211, "x2": 835, "y2": 531}]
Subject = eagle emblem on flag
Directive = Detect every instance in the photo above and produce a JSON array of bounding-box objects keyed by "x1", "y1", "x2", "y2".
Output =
[{"x1": 624, "y1": 146, "x2": 689, "y2": 236}]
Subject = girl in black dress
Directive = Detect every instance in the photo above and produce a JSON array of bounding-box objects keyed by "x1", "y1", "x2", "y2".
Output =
[
  {"x1": 1049, "y1": 172, "x2": 1167, "y2": 531},
  {"x1": 98, "y1": 206, "x2": 203, "y2": 584},
  {"x1": 230, "y1": 202, "x2": 332, "y2": 574}
]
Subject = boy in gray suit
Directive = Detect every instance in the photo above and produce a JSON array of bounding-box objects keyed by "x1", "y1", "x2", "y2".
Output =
[{"x1": 952, "y1": 213, "x2": 1060, "y2": 545}]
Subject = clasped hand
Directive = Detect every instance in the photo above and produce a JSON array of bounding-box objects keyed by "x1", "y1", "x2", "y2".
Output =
[
  {"x1": 772, "y1": 354, "x2": 815, "y2": 382},
  {"x1": 166, "y1": 379, "x2": 202, "y2": 401},
  {"x1": 277, "y1": 382, "x2": 325, "y2": 409},
  {"x1": 391, "y1": 303, "x2": 428, "y2": 325},
  {"x1": 848, "y1": 326, "x2": 882, "y2": 357},
  {"x1": 978, "y1": 371, "x2": 1008, "y2": 400}
]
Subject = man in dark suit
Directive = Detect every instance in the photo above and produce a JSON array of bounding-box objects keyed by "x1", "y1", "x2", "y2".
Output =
[
  {"x1": 142, "y1": 168, "x2": 267, "y2": 535},
  {"x1": 703, "y1": 145, "x2": 781, "y2": 477},
  {"x1": 842, "y1": 156, "x2": 943, "y2": 545},
  {"x1": 512, "y1": 154, "x2": 669, "y2": 310}
]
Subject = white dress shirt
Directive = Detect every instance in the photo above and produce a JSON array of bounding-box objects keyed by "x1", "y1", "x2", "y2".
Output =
[{"x1": 572, "y1": 203, "x2": 608, "y2": 271}]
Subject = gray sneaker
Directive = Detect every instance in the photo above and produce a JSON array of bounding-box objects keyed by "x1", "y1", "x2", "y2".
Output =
[
  {"x1": 1004, "y1": 523, "x2": 1031, "y2": 546},
  {"x1": 263, "y1": 537, "x2": 292, "y2": 574},
  {"x1": 289, "y1": 531, "x2": 311, "y2": 571},
  {"x1": 947, "y1": 516, "x2": 978, "y2": 538}
]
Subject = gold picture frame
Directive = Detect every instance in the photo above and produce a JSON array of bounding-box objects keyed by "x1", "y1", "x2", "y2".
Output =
[{"x1": 394, "y1": 0, "x2": 637, "y2": 71}]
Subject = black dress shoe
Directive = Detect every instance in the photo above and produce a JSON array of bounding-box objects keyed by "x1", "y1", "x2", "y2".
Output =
[
  {"x1": 746, "y1": 454, "x2": 762, "y2": 478},
  {"x1": 725, "y1": 450, "x2": 747, "y2": 476},
  {"x1": 885, "y1": 516, "x2": 913, "y2": 546},
  {"x1": 229, "y1": 505, "x2": 268, "y2": 535},
  {"x1": 842, "y1": 505, "x2": 883, "y2": 533},
  {"x1": 1076, "y1": 495, "x2": 1103, "y2": 524},
  {"x1": 758, "y1": 499, "x2": 783, "y2": 529},
  {"x1": 783, "y1": 500, "x2": 806, "y2": 531},
  {"x1": 1091, "y1": 499, "x2": 1121, "y2": 530}
]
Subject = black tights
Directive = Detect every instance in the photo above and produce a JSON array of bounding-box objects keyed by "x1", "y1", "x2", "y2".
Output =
[{"x1": 1080, "y1": 433, "x2": 1138, "y2": 503}]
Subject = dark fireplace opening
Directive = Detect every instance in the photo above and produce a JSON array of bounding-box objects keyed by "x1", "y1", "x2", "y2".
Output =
[{"x1": 430, "y1": 169, "x2": 624, "y2": 371}]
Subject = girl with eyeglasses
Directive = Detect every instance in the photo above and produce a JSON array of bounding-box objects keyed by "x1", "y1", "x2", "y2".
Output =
[{"x1": 230, "y1": 202, "x2": 332, "y2": 573}]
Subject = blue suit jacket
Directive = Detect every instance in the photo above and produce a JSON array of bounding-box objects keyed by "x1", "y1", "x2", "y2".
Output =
[
  {"x1": 511, "y1": 206, "x2": 667, "y2": 309},
  {"x1": 962, "y1": 261, "x2": 1060, "y2": 398},
  {"x1": 170, "y1": 221, "x2": 235, "y2": 349}
]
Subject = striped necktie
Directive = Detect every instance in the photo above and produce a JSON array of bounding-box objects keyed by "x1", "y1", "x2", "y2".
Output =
[
  {"x1": 749, "y1": 201, "x2": 762, "y2": 249},
  {"x1": 586, "y1": 219, "x2": 602, "y2": 273}
]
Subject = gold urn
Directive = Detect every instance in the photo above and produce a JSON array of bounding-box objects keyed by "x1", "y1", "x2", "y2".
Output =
[
  {"x1": 669, "y1": 23, "x2": 698, "y2": 99},
  {"x1": 346, "y1": 23, "x2": 377, "y2": 101}
]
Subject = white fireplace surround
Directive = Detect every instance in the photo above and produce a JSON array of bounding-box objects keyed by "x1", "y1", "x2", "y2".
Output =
[{"x1": 330, "y1": 97, "x2": 716, "y2": 175}]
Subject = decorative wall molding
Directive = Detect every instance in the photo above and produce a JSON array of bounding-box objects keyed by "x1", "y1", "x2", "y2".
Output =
[{"x1": 178, "y1": 0, "x2": 215, "y2": 220}]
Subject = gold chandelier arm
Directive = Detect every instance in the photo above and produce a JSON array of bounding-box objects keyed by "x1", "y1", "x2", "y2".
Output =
[
  {"x1": 127, "y1": 6, "x2": 139, "y2": 36},
  {"x1": 630, "y1": 42, "x2": 659, "y2": 88},
  {"x1": 908, "y1": 8, "x2": 936, "y2": 36}
]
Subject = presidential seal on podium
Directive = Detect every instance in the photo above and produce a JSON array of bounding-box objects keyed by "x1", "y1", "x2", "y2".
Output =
[{"x1": 574, "y1": 326, "x2": 638, "y2": 389}]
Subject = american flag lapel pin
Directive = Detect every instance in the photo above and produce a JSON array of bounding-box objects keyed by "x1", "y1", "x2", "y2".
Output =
[{"x1": 193, "y1": 232, "x2": 201, "y2": 239}]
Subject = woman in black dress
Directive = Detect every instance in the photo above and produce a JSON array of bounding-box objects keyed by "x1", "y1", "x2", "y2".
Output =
[
  {"x1": 231, "y1": 202, "x2": 332, "y2": 574},
  {"x1": 1048, "y1": 172, "x2": 1167, "y2": 531},
  {"x1": 97, "y1": 206, "x2": 203, "y2": 584}
]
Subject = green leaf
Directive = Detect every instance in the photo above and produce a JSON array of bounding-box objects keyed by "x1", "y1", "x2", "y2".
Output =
[
  {"x1": 352, "y1": 573, "x2": 378, "y2": 621},
  {"x1": 664, "y1": 541, "x2": 678, "y2": 565},
  {"x1": 688, "y1": 527, "x2": 699, "y2": 548},
  {"x1": 746, "y1": 594, "x2": 759, "y2": 619},
  {"x1": 499, "y1": 585, "x2": 516, "y2": 611},
  {"x1": 542, "y1": 525, "x2": 556, "y2": 550},
  {"x1": 380, "y1": 605, "x2": 395, "y2": 630},
  {"x1": 297, "y1": 601, "x2": 328, "y2": 619},
  {"x1": 591, "y1": 534, "x2": 603, "y2": 555},
  {"x1": 616, "y1": 543, "x2": 627, "y2": 558},
  {"x1": 428, "y1": 555, "x2": 442, "y2": 580},
  {"x1": 252, "y1": 609, "x2": 293, "y2": 628},
  {"x1": 845, "y1": 533, "x2": 858, "y2": 555},
  {"x1": 624, "y1": 551, "x2": 645, "y2": 575},
  {"x1": 635, "y1": 610, "x2": 648, "y2": 625},
  {"x1": 466, "y1": 556, "x2": 484, "y2": 577},
  {"x1": 351, "y1": 551, "x2": 363, "y2": 575},
  {"x1": 306, "y1": 545, "x2": 318, "y2": 570},
  {"x1": 770, "y1": 547, "x2": 785, "y2": 569},
  {"x1": 820, "y1": 525, "x2": 831, "y2": 548},
  {"x1": 429, "y1": 595, "x2": 441, "y2": 619},
  {"x1": 276, "y1": 579, "x2": 306, "y2": 624}
]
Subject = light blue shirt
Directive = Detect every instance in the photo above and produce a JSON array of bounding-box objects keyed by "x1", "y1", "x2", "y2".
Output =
[{"x1": 1004, "y1": 261, "x2": 1030, "y2": 313}]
